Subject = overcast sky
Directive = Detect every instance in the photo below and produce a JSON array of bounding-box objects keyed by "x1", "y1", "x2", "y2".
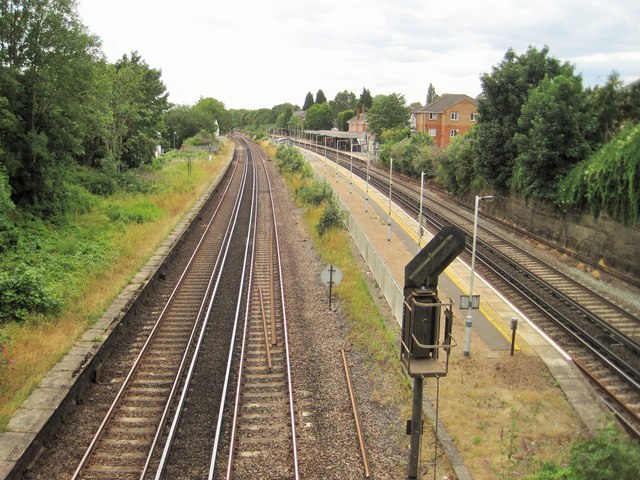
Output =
[{"x1": 77, "y1": 0, "x2": 640, "y2": 110}]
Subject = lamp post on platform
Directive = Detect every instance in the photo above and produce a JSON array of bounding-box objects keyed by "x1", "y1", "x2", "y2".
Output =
[
  {"x1": 365, "y1": 155, "x2": 371, "y2": 212},
  {"x1": 417, "y1": 172, "x2": 425, "y2": 252},
  {"x1": 336, "y1": 139, "x2": 349, "y2": 184},
  {"x1": 463, "y1": 195, "x2": 494, "y2": 357},
  {"x1": 387, "y1": 157, "x2": 393, "y2": 241}
]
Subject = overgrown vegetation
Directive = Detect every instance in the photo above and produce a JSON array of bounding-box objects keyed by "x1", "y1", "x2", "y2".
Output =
[
  {"x1": 0, "y1": 148, "x2": 228, "y2": 429},
  {"x1": 557, "y1": 122, "x2": 640, "y2": 224},
  {"x1": 274, "y1": 145, "x2": 345, "y2": 236},
  {"x1": 525, "y1": 424, "x2": 640, "y2": 480}
]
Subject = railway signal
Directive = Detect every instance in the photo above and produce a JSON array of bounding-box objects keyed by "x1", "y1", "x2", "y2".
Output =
[{"x1": 401, "y1": 226, "x2": 465, "y2": 480}]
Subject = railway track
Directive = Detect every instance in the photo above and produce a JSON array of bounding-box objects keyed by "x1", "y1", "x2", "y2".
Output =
[
  {"x1": 212, "y1": 137, "x2": 299, "y2": 479},
  {"x1": 291, "y1": 137, "x2": 640, "y2": 436},
  {"x1": 147, "y1": 138, "x2": 255, "y2": 479},
  {"x1": 72, "y1": 143, "x2": 252, "y2": 479}
]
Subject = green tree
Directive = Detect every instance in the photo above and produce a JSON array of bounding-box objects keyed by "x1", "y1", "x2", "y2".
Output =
[
  {"x1": 106, "y1": 52, "x2": 168, "y2": 169},
  {"x1": 622, "y1": 79, "x2": 640, "y2": 121},
  {"x1": 193, "y1": 97, "x2": 230, "y2": 134},
  {"x1": 426, "y1": 83, "x2": 439, "y2": 105},
  {"x1": 358, "y1": 87, "x2": 373, "y2": 111},
  {"x1": 250, "y1": 108, "x2": 272, "y2": 129},
  {"x1": 0, "y1": 0, "x2": 103, "y2": 214},
  {"x1": 586, "y1": 72, "x2": 627, "y2": 146},
  {"x1": 366, "y1": 93, "x2": 410, "y2": 136},
  {"x1": 275, "y1": 105, "x2": 294, "y2": 129},
  {"x1": 333, "y1": 90, "x2": 356, "y2": 114},
  {"x1": 302, "y1": 92, "x2": 314, "y2": 110},
  {"x1": 271, "y1": 103, "x2": 296, "y2": 127},
  {"x1": 475, "y1": 46, "x2": 573, "y2": 191},
  {"x1": 513, "y1": 74, "x2": 591, "y2": 200},
  {"x1": 164, "y1": 104, "x2": 211, "y2": 149},
  {"x1": 287, "y1": 114, "x2": 303, "y2": 132},
  {"x1": 438, "y1": 129, "x2": 486, "y2": 196},
  {"x1": 556, "y1": 122, "x2": 640, "y2": 224},
  {"x1": 337, "y1": 109, "x2": 355, "y2": 131},
  {"x1": 304, "y1": 102, "x2": 333, "y2": 130},
  {"x1": 315, "y1": 89, "x2": 327, "y2": 104},
  {"x1": 379, "y1": 130, "x2": 431, "y2": 176}
]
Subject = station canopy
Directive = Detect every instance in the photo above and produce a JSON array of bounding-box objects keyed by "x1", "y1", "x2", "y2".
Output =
[{"x1": 304, "y1": 129, "x2": 366, "y2": 141}]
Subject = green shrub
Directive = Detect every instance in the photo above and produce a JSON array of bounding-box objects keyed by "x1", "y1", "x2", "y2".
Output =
[
  {"x1": 71, "y1": 167, "x2": 118, "y2": 196},
  {"x1": 116, "y1": 171, "x2": 157, "y2": 194},
  {"x1": 0, "y1": 168, "x2": 19, "y2": 253},
  {"x1": 65, "y1": 183, "x2": 97, "y2": 215},
  {"x1": 525, "y1": 425, "x2": 640, "y2": 480},
  {"x1": 0, "y1": 263, "x2": 63, "y2": 323},
  {"x1": 297, "y1": 180, "x2": 333, "y2": 206},
  {"x1": 316, "y1": 198, "x2": 346, "y2": 236},
  {"x1": 556, "y1": 122, "x2": 640, "y2": 224},
  {"x1": 276, "y1": 145, "x2": 307, "y2": 174},
  {"x1": 106, "y1": 201, "x2": 164, "y2": 224}
]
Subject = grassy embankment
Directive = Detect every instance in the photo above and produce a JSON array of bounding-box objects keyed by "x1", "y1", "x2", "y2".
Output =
[{"x1": 0, "y1": 145, "x2": 232, "y2": 430}]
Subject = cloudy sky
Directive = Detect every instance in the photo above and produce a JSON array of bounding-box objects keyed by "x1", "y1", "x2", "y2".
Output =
[{"x1": 77, "y1": 0, "x2": 640, "y2": 110}]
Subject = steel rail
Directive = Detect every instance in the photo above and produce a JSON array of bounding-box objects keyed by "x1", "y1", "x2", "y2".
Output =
[
  {"x1": 72, "y1": 152, "x2": 243, "y2": 480},
  {"x1": 361, "y1": 159, "x2": 640, "y2": 374},
  {"x1": 261, "y1": 138, "x2": 301, "y2": 480},
  {"x1": 293, "y1": 136, "x2": 640, "y2": 289},
  {"x1": 221, "y1": 144, "x2": 259, "y2": 479},
  {"x1": 341, "y1": 349, "x2": 371, "y2": 479},
  {"x1": 151, "y1": 150, "x2": 254, "y2": 480},
  {"x1": 207, "y1": 139, "x2": 260, "y2": 479},
  {"x1": 220, "y1": 135, "x2": 299, "y2": 478},
  {"x1": 292, "y1": 137, "x2": 640, "y2": 428}
]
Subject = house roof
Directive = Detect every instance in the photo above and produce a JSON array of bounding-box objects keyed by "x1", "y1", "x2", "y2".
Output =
[
  {"x1": 347, "y1": 113, "x2": 367, "y2": 123},
  {"x1": 416, "y1": 94, "x2": 478, "y2": 113}
]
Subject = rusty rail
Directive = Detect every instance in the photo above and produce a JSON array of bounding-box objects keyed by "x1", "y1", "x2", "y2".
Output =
[{"x1": 341, "y1": 349, "x2": 371, "y2": 478}]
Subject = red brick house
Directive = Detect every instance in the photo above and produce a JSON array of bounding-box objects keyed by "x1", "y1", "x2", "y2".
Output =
[
  {"x1": 412, "y1": 94, "x2": 478, "y2": 148},
  {"x1": 347, "y1": 112, "x2": 367, "y2": 133}
]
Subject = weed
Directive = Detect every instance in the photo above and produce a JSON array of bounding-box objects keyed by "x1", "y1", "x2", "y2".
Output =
[{"x1": 316, "y1": 199, "x2": 346, "y2": 236}]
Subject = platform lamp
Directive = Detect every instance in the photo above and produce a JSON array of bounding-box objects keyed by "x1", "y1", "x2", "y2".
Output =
[
  {"x1": 387, "y1": 157, "x2": 393, "y2": 241},
  {"x1": 463, "y1": 195, "x2": 494, "y2": 357},
  {"x1": 336, "y1": 139, "x2": 349, "y2": 184},
  {"x1": 365, "y1": 154, "x2": 371, "y2": 212},
  {"x1": 417, "y1": 172, "x2": 425, "y2": 253}
]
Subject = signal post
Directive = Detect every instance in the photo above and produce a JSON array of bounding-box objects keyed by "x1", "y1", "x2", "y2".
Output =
[{"x1": 401, "y1": 226, "x2": 466, "y2": 479}]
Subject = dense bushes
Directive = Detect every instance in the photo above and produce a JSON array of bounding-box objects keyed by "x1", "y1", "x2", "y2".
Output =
[
  {"x1": 275, "y1": 145, "x2": 313, "y2": 177},
  {"x1": 525, "y1": 425, "x2": 640, "y2": 480},
  {"x1": 275, "y1": 144, "x2": 345, "y2": 236},
  {"x1": 296, "y1": 180, "x2": 333, "y2": 206},
  {"x1": 0, "y1": 264, "x2": 62, "y2": 322},
  {"x1": 556, "y1": 122, "x2": 639, "y2": 224},
  {"x1": 315, "y1": 198, "x2": 345, "y2": 236}
]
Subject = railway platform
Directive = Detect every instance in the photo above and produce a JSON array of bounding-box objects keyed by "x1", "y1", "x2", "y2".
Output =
[{"x1": 298, "y1": 145, "x2": 608, "y2": 439}]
